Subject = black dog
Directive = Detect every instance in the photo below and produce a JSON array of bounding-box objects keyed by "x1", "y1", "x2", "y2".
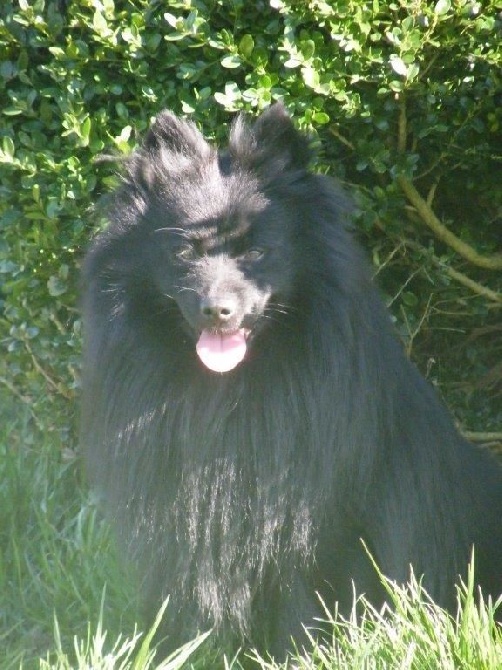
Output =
[{"x1": 81, "y1": 104, "x2": 502, "y2": 658}]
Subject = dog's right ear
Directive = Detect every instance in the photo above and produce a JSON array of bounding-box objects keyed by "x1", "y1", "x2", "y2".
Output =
[
  {"x1": 143, "y1": 110, "x2": 210, "y2": 159},
  {"x1": 129, "y1": 110, "x2": 211, "y2": 190}
]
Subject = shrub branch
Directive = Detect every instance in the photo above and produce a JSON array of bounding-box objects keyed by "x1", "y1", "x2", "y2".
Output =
[
  {"x1": 397, "y1": 175, "x2": 502, "y2": 270},
  {"x1": 401, "y1": 239, "x2": 502, "y2": 304}
]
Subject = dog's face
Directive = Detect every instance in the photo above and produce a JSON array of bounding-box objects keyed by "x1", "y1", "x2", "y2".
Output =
[
  {"x1": 147, "y1": 169, "x2": 296, "y2": 372},
  {"x1": 124, "y1": 105, "x2": 311, "y2": 372}
]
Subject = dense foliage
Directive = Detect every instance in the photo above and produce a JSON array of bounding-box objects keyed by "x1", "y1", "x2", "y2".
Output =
[{"x1": 1, "y1": 0, "x2": 501, "y2": 440}]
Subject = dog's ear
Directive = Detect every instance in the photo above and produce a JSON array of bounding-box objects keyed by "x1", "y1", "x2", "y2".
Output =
[
  {"x1": 143, "y1": 110, "x2": 210, "y2": 159},
  {"x1": 229, "y1": 103, "x2": 312, "y2": 180},
  {"x1": 128, "y1": 110, "x2": 211, "y2": 190}
]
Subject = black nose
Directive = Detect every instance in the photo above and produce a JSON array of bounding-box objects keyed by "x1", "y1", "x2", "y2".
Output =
[{"x1": 200, "y1": 297, "x2": 237, "y2": 324}]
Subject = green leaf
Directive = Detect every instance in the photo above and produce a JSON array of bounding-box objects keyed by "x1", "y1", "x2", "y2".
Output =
[
  {"x1": 2, "y1": 136, "x2": 15, "y2": 158},
  {"x1": 402, "y1": 291, "x2": 418, "y2": 307},
  {"x1": 239, "y1": 34, "x2": 254, "y2": 59},
  {"x1": 389, "y1": 56, "x2": 408, "y2": 76},
  {"x1": 301, "y1": 40, "x2": 315, "y2": 61},
  {"x1": 221, "y1": 55, "x2": 242, "y2": 69},
  {"x1": 25, "y1": 327, "x2": 40, "y2": 340},
  {"x1": 164, "y1": 31, "x2": 185, "y2": 42},
  {"x1": 47, "y1": 276, "x2": 67, "y2": 297},
  {"x1": 93, "y1": 10, "x2": 109, "y2": 36},
  {"x1": 0, "y1": 260, "x2": 18, "y2": 274},
  {"x1": 164, "y1": 12, "x2": 178, "y2": 28},
  {"x1": 407, "y1": 62, "x2": 420, "y2": 81},
  {"x1": 284, "y1": 57, "x2": 302, "y2": 69},
  {"x1": 113, "y1": 125, "x2": 132, "y2": 152},
  {"x1": 214, "y1": 82, "x2": 242, "y2": 110},
  {"x1": 434, "y1": 0, "x2": 451, "y2": 15},
  {"x1": 302, "y1": 66, "x2": 320, "y2": 89},
  {"x1": 80, "y1": 117, "x2": 91, "y2": 146},
  {"x1": 313, "y1": 111, "x2": 330, "y2": 124}
]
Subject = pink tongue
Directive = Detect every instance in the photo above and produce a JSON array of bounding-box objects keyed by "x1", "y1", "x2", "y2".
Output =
[{"x1": 196, "y1": 329, "x2": 247, "y2": 372}]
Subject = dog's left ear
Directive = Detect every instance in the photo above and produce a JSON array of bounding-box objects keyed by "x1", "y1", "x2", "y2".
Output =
[{"x1": 229, "y1": 103, "x2": 312, "y2": 178}]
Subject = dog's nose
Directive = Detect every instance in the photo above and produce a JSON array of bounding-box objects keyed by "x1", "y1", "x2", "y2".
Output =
[{"x1": 200, "y1": 297, "x2": 237, "y2": 323}]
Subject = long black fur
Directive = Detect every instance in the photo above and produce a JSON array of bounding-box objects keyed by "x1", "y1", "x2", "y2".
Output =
[{"x1": 82, "y1": 104, "x2": 502, "y2": 658}]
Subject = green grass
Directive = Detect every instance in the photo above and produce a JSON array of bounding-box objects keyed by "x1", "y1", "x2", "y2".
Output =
[
  {"x1": 1, "y1": 393, "x2": 501, "y2": 669},
  {"x1": 0, "y1": 397, "x2": 138, "y2": 668}
]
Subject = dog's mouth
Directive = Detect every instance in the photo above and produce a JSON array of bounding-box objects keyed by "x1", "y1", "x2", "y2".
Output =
[{"x1": 195, "y1": 328, "x2": 251, "y2": 373}]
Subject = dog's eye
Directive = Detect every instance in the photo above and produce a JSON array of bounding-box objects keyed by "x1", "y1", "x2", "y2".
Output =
[
  {"x1": 175, "y1": 245, "x2": 195, "y2": 261},
  {"x1": 174, "y1": 240, "x2": 204, "y2": 261},
  {"x1": 239, "y1": 248, "x2": 265, "y2": 262}
]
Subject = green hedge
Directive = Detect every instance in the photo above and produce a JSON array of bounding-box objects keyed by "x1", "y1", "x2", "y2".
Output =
[{"x1": 1, "y1": 0, "x2": 501, "y2": 439}]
